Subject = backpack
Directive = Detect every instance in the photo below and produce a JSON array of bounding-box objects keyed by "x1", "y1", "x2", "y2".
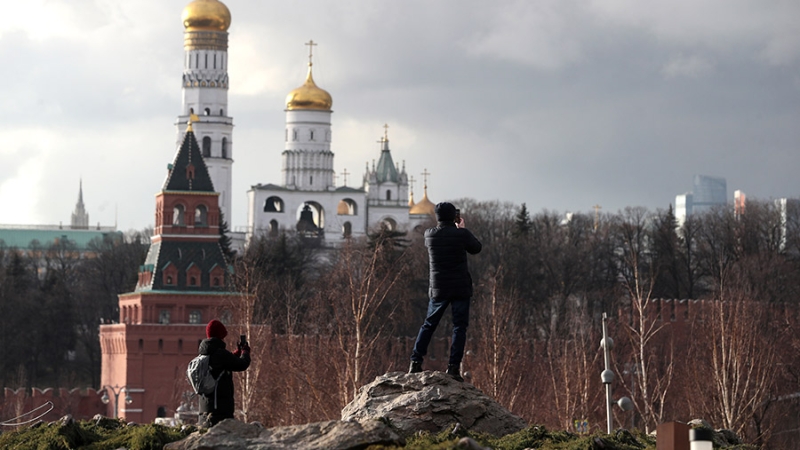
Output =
[{"x1": 187, "y1": 354, "x2": 221, "y2": 395}]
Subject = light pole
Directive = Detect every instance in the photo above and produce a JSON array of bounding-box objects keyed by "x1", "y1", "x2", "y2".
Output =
[
  {"x1": 100, "y1": 385, "x2": 133, "y2": 419},
  {"x1": 600, "y1": 312, "x2": 633, "y2": 434}
]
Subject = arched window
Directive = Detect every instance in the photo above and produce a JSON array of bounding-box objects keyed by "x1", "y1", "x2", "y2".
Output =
[
  {"x1": 165, "y1": 275, "x2": 173, "y2": 285},
  {"x1": 386, "y1": 190, "x2": 392, "y2": 201},
  {"x1": 381, "y1": 217, "x2": 397, "y2": 231},
  {"x1": 190, "y1": 276, "x2": 197, "y2": 286},
  {"x1": 264, "y1": 196, "x2": 284, "y2": 212},
  {"x1": 343, "y1": 222, "x2": 352, "y2": 238},
  {"x1": 221, "y1": 137, "x2": 227, "y2": 159},
  {"x1": 158, "y1": 339, "x2": 163, "y2": 352},
  {"x1": 204, "y1": 107, "x2": 210, "y2": 116},
  {"x1": 337, "y1": 198, "x2": 357, "y2": 215},
  {"x1": 173, "y1": 205, "x2": 185, "y2": 226},
  {"x1": 213, "y1": 277, "x2": 221, "y2": 286},
  {"x1": 189, "y1": 107, "x2": 194, "y2": 115},
  {"x1": 220, "y1": 108, "x2": 224, "y2": 116},
  {"x1": 195, "y1": 205, "x2": 208, "y2": 226},
  {"x1": 269, "y1": 219, "x2": 279, "y2": 236},
  {"x1": 310, "y1": 130, "x2": 315, "y2": 141},
  {"x1": 202, "y1": 137, "x2": 211, "y2": 157},
  {"x1": 292, "y1": 129, "x2": 298, "y2": 141}
]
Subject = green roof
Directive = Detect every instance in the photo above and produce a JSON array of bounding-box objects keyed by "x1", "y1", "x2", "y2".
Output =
[{"x1": 0, "y1": 228, "x2": 122, "y2": 251}]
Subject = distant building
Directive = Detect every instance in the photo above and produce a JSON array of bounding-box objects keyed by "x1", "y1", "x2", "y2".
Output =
[
  {"x1": 675, "y1": 175, "x2": 727, "y2": 226},
  {"x1": 0, "y1": 181, "x2": 120, "y2": 260}
]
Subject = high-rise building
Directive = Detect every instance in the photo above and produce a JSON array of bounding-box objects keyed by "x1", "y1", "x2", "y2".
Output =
[{"x1": 675, "y1": 175, "x2": 727, "y2": 226}]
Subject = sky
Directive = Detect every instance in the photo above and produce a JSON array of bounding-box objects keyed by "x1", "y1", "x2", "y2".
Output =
[{"x1": 1, "y1": 0, "x2": 799, "y2": 232}]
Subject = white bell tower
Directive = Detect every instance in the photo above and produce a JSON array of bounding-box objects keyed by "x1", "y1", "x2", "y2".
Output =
[{"x1": 176, "y1": 0, "x2": 234, "y2": 224}]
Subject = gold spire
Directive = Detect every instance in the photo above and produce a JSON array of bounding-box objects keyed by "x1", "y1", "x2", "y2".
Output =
[
  {"x1": 285, "y1": 40, "x2": 333, "y2": 111},
  {"x1": 186, "y1": 113, "x2": 200, "y2": 132},
  {"x1": 182, "y1": 0, "x2": 231, "y2": 31}
]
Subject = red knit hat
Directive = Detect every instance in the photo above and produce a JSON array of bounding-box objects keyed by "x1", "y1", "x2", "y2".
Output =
[{"x1": 206, "y1": 319, "x2": 228, "y2": 339}]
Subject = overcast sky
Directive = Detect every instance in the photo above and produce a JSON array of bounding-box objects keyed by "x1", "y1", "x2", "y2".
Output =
[{"x1": 1, "y1": 0, "x2": 799, "y2": 231}]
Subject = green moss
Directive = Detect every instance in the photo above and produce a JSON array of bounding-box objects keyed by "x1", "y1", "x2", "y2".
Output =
[{"x1": 0, "y1": 420, "x2": 190, "y2": 450}]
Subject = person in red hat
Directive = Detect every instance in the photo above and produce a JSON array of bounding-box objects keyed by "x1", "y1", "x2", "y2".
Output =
[{"x1": 197, "y1": 319, "x2": 251, "y2": 427}]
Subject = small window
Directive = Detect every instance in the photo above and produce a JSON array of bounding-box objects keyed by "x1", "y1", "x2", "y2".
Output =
[
  {"x1": 159, "y1": 310, "x2": 170, "y2": 324},
  {"x1": 213, "y1": 277, "x2": 221, "y2": 286},
  {"x1": 165, "y1": 275, "x2": 173, "y2": 285},
  {"x1": 138, "y1": 339, "x2": 144, "y2": 351},
  {"x1": 173, "y1": 205, "x2": 185, "y2": 226},
  {"x1": 386, "y1": 190, "x2": 392, "y2": 201},
  {"x1": 189, "y1": 107, "x2": 194, "y2": 115},
  {"x1": 269, "y1": 219, "x2": 279, "y2": 237},
  {"x1": 204, "y1": 108, "x2": 210, "y2": 116},
  {"x1": 221, "y1": 137, "x2": 227, "y2": 159},
  {"x1": 190, "y1": 276, "x2": 197, "y2": 286},
  {"x1": 195, "y1": 205, "x2": 208, "y2": 226},
  {"x1": 292, "y1": 129, "x2": 298, "y2": 141},
  {"x1": 343, "y1": 222, "x2": 352, "y2": 238},
  {"x1": 189, "y1": 310, "x2": 202, "y2": 324},
  {"x1": 202, "y1": 137, "x2": 211, "y2": 157},
  {"x1": 220, "y1": 109, "x2": 224, "y2": 116},
  {"x1": 158, "y1": 339, "x2": 163, "y2": 352},
  {"x1": 310, "y1": 176, "x2": 313, "y2": 185},
  {"x1": 310, "y1": 130, "x2": 315, "y2": 140}
]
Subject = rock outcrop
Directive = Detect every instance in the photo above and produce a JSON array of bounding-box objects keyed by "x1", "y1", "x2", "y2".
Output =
[
  {"x1": 341, "y1": 371, "x2": 527, "y2": 438},
  {"x1": 163, "y1": 418, "x2": 403, "y2": 450}
]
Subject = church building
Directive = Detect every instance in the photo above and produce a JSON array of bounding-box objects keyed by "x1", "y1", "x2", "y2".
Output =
[{"x1": 97, "y1": 0, "x2": 438, "y2": 421}]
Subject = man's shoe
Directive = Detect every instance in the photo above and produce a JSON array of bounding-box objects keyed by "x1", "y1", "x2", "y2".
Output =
[
  {"x1": 446, "y1": 364, "x2": 464, "y2": 382},
  {"x1": 409, "y1": 361, "x2": 423, "y2": 374}
]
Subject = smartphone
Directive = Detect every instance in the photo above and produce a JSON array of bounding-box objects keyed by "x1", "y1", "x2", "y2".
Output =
[
  {"x1": 239, "y1": 334, "x2": 247, "y2": 347},
  {"x1": 455, "y1": 209, "x2": 461, "y2": 223}
]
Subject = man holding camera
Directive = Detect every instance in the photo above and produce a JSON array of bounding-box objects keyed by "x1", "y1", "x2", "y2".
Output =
[
  {"x1": 197, "y1": 319, "x2": 251, "y2": 427},
  {"x1": 409, "y1": 202, "x2": 482, "y2": 382}
]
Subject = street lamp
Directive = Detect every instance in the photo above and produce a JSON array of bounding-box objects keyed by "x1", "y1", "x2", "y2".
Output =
[
  {"x1": 101, "y1": 385, "x2": 133, "y2": 419},
  {"x1": 600, "y1": 312, "x2": 633, "y2": 434}
]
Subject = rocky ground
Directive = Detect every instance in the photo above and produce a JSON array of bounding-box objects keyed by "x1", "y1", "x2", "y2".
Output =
[{"x1": 0, "y1": 371, "x2": 755, "y2": 450}]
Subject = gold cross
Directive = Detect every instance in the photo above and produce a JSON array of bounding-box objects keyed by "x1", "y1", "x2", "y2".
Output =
[
  {"x1": 341, "y1": 168, "x2": 350, "y2": 186},
  {"x1": 383, "y1": 123, "x2": 389, "y2": 140},
  {"x1": 305, "y1": 40, "x2": 317, "y2": 65},
  {"x1": 409, "y1": 175, "x2": 416, "y2": 195},
  {"x1": 421, "y1": 168, "x2": 430, "y2": 188}
]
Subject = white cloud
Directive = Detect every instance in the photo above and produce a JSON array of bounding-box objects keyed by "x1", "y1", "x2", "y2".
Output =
[{"x1": 662, "y1": 53, "x2": 715, "y2": 79}]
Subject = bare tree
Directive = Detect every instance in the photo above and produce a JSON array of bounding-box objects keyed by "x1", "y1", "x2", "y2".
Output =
[
  {"x1": 325, "y1": 235, "x2": 409, "y2": 403},
  {"x1": 615, "y1": 207, "x2": 674, "y2": 432}
]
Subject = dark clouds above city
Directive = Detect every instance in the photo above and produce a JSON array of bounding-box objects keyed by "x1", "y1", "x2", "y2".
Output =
[{"x1": 1, "y1": 0, "x2": 799, "y2": 230}]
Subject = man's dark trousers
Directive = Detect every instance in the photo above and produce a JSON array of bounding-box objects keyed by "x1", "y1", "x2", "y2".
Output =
[{"x1": 411, "y1": 297, "x2": 470, "y2": 365}]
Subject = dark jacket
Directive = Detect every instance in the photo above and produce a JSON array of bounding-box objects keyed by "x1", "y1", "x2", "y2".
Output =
[
  {"x1": 197, "y1": 337, "x2": 251, "y2": 419},
  {"x1": 425, "y1": 222, "x2": 482, "y2": 299}
]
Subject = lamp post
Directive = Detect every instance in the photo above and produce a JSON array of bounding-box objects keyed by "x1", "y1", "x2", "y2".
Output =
[
  {"x1": 600, "y1": 312, "x2": 633, "y2": 434},
  {"x1": 100, "y1": 385, "x2": 133, "y2": 419}
]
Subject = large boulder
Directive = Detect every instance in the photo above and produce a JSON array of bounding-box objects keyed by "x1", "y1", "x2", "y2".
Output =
[
  {"x1": 164, "y1": 418, "x2": 403, "y2": 450},
  {"x1": 341, "y1": 371, "x2": 527, "y2": 438}
]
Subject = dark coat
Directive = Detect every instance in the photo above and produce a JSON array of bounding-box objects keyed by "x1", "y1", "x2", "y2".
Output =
[
  {"x1": 425, "y1": 222, "x2": 482, "y2": 299},
  {"x1": 197, "y1": 337, "x2": 251, "y2": 419}
]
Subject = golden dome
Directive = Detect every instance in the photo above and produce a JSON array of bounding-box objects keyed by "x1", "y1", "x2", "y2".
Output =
[
  {"x1": 409, "y1": 190, "x2": 435, "y2": 216},
  {"x1": 286, "y1": 65, "x2": 333, "y2": 111},
  {"x1": 182, "y1": 0, "x2": 231, "y2": 32}
]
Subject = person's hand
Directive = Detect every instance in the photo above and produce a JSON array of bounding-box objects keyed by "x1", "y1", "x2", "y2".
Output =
[
  {"x1": 456, "y1": 217, "x2": 465, "y2": 228},
  {"x1": 241, "y1": 343, "x2": 251, "y2": 355},
  {"x1": 233, "y1": 348, "x2": 242, "y2": 357}
]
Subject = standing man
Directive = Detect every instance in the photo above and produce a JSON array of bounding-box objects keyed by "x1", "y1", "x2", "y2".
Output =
[
  {"x1": 409, "y1": 202, "x2": 482, "y2": 382},
  {"x1": 198, "y1": 319, "x2": 251, "y2": 427}
]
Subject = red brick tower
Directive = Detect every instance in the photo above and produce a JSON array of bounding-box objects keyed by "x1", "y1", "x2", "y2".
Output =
[{"x1": 99, "y1": 119, "x2": 238, "y2": 422}]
